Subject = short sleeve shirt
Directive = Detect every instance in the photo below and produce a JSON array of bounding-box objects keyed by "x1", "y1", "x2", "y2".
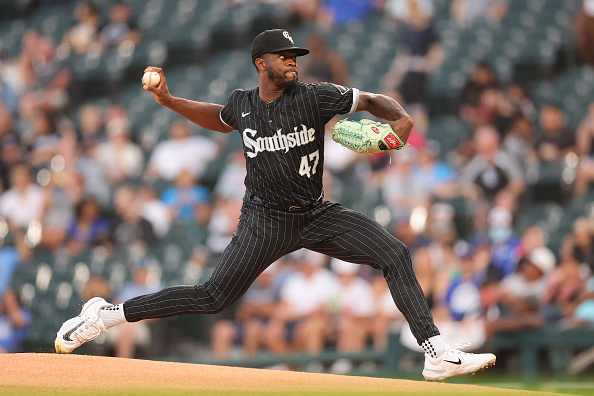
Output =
[{"x1": 220, "y1": 82, "x2": 359, "y2": 206}]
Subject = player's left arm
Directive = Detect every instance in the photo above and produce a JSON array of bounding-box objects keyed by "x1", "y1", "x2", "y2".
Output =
[{"x1": 355, "y1": 92, "x2": 414, "y2": 144}]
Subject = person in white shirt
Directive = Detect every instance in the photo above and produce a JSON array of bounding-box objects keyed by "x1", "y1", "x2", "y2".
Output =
[
  {"x1": 485, "y1": 247, "x2": 556, "y2": 337},
  {"x1": 329, "y1": 258, "x2": 375, "y2": 353},
  {"x1": 265, "y1": 249, "x2": 339, "y2": 355},
  {"x1": 0, "y1": 164, "x2": 44, "y2": 263},
  {"x1": 146, "y1": 119, "x2": 219, "y2": 181},
  {"x1": 0, "y1": 164, "x2": 44, "y2": 228},
  {"x1": 95, "y1": 118, "x2": 143, "y2": 184}
]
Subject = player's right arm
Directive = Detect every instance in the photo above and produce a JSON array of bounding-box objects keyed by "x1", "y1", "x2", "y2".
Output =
[{"x1": 142, "y1": 66, "x2": 234, "y2": 133}]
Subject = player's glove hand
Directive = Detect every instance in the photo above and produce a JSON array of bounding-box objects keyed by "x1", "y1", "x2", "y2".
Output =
[{"x1": 331, "y1": 118, "x2": 408, "y2": 155}]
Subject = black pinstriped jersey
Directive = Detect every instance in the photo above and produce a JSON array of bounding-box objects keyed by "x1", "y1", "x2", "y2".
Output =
[{"x1": 220, "y1": 81, "x2": 359, "y2": 207}]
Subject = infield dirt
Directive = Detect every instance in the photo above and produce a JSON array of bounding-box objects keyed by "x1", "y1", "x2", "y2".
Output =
[{"x1": 0, "y1": 354, "x2": 563, "y2": 395}]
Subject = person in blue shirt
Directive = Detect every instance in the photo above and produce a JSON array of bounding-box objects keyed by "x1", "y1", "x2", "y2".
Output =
[
  {"x1": 0, "y1": 289, "x2": 31, "y2": 353},
  {"x1": 160, "y1": 169, "x2": 210, "y2": 224}
]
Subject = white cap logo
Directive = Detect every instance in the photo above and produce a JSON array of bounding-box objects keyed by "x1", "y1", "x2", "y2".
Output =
[{"x1": 283, "y1": 31, "x2": 294, "y2": 44}]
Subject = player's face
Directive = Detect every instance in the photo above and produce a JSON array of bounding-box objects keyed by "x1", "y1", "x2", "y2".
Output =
[{"x1": 266, "y1": 51, "x2": 298, "y2": 89}]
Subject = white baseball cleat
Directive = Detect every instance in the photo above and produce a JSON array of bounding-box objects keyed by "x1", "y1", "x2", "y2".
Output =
[
  {"x1": 422, "y1": 342, "x2": 496, "y2": 381},
  {"x1": 55, "y1": 297, "x2": 112, "y2": 354}
]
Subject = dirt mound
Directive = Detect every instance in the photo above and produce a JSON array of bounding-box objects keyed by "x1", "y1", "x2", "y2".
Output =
[{"x1": 0, "y1": 354, "x2": 552, "y2": 395}]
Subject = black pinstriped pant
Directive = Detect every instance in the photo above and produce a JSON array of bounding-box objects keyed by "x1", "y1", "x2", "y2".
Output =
[{"x1": 123, "y1": 200, "x2": 439, "y2": 345}]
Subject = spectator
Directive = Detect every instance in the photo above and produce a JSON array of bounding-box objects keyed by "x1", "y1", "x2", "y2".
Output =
[
  {"x1": 541, "y1": 254, "x2": 585, "y2": 324},
  {"x1": 450, "y1": 0, "x2": 508, "y2": 25},
  {"x1": 329, "y1": 259, "x2": 375, "y2": 354},
  {"x1": 284, "y1": 0, "x2": 321, "y2": 24},
  {"x1": 441, "y1": 247, "x2": 485, "y2": 321},
  {"x1": 146, "y1": 120, "x2": 220, "y2": 182},
  {"x1": 211, "y1": 265, "x2": 280, "y2": 360},
  {"x1": 266, "y1": 250, "x2": 339, "y2": 355},
  {"x1": 25, "y1": 110, "x2": 60, "y2": 167},
  {"x1": 299, "y1": 34, "x2": 348, "y2": 86},
  {"x1": 424, "y1": 203, "x2": 464, "y2": 307},
  {"x1": 2, "y1": 29, "x2": 41, "y2": 96},
  {"x1": 384, "y1": 0, "x2": 444, "y2": 109},
  {"x1": 0, "y1": 164, "x2": 44, "y2": 262},
  {"x1": 62, "y1": 2, "x2": 101, "y2": 54},
  {"x1": 460, "y1": 124, "x2": 524, "y2": 204},
  {"x1": 160, "y1": 170, "x2": 210, "y2": 224},
  {"x1": 381, "y1": 148, "x2": 421, "y2": 219},
  {"x1": 485, "y1": 247, "x2": 555, "y2": 337},
  {"x1": 459, "y1": 62, "x2": 499, "y2": 127},
  {"x1": 0, "y1": 289, "x2": 32, "y2": 353},
  {"x1": 534, "y1": 103, "x2": 576, "y2": 164},
  {"x1": 0, "y1": 135, "x2": 22, "y2": 193},
  {"x1": 75, "y1": 141, "x2": 111, "y2": 206},
  {"x1": 505, "y1": 83, "x2": 537, "y2": 121},
  {"x1": 95, "y1": 117, "x2": 143, "y2": 185},
  {"x1": 213, "y1": 149, "x2": 246, "y2": 201},
  {"x1": 501, "y1": 114, "x2": 538, "y2": 180},
  {"x1": 111, "y1": 185, "x2": 158, "y2": 252},
  {"x1": 411, "y1": 141, "x2": 457, "y2": 200},
  {"x1": 136, "y1": 184, "x2": 171, "y2": 239},
  {"x1": 573, "y1": 275, "x2": 594, "y2": 326},
  {"x1": 518, "y1": 225, "x2": 547, "y2": 259},
  {"x1": 561, "y1": 217, "x2": 594, "y2": 273},
  {"x1": 370, "y1": 275, "x2": 405, "y2": 350},
  {"x1": 105, "y1": 260, "x2": 162, "y2": 358},
  {"x1": 206, "y1": 198, "x2": 242, "y2": 255},
  {"x1": 65, "y1": 198, "x2": 110, "y2": 257},
  {"x1": 485, "y1": 206, "x2": 522, "y2": 281},
  {"x1": 99, "y1": 1, "x2": 142, "y2": 49},
  {"x1": 39, "y1": 170, "x2": 75, "y2": 250},
  {"x1": 78, "y1": 104, "x2": 105, "y2": 145},
  {"x1": 0, "y1": 68, "x2": 19, "y2": 114},
  {"x1": 319, "y1": 0, "x2": 376, "y2": 26},
  {"x1": 29, "y1": 38, "x2": 72, "y2": 113},
  {"x1": 575, "y1": 0, "x2": 594, "y2": 67},
  {"x1": 573, "y1": 102, "x2": 594, "y2": 198}
]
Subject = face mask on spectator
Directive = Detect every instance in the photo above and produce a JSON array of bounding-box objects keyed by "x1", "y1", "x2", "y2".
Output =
[{"x1": 489, "y1": 227, "x2": 512, "y2": 243}]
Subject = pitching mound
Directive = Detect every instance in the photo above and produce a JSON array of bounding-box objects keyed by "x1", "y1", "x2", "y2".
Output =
[{"x1": 1, "y1": 354, "x2": 554, "y2": 395}]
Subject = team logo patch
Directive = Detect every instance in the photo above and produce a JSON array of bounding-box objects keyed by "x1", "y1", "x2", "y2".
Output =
[
  {"x1": 383, "y1": 132, "x2": 404, "y2": 149},
  {"x1": 283, "y1": 31, "x2": 294, "y2": 44},
  {"x1": 371, "y1": 126, "x2": 380, "y2": 134}
]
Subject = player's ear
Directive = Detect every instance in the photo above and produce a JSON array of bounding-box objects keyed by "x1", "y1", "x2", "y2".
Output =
[{"x1": 254, "y1": 58, "x2": 266, "y2": 72}]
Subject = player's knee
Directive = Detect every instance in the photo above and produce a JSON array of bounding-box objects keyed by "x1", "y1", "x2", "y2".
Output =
[
  {"x1": 205, "y1": 296, "x2": 236, "y2": 314},
  {"x1": 379, "y1": 239, "x2": 411, "y2": 269}
]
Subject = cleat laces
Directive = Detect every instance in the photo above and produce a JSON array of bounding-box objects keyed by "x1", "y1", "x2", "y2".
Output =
[
  {"x1": 71, "y1": 315, "x2": 103, "y2": 342},
  {"x1": 446, "y1": 341, "x2": 472, "y2": 356}
]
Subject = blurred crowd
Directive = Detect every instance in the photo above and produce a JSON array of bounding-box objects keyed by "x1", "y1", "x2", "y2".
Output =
[{"x1": 1, "y1": 0, "x2": 594, "y2": 373}]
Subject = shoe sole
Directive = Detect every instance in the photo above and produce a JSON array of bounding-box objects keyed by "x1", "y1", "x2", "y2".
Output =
[
  {"x1": 423, "y1": 357, "x2": 496, "y2": 381},
  {"x1": 55, "y1": 340, "x2": 70, "y2": 354}
]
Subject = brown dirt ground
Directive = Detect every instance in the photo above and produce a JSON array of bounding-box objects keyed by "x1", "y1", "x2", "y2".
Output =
[{"x1": 0, "y1": 354, "x2": 560, "y2": 395}]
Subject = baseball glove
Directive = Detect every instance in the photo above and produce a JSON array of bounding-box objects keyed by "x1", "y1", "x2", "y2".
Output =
[{"x1": 331, "y1": 118, "x2": 408, "y2": 156}]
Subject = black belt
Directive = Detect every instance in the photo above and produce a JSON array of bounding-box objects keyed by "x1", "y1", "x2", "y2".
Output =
[{"x1": 250, "y1": 192, "x2": 323, "y2": 213}]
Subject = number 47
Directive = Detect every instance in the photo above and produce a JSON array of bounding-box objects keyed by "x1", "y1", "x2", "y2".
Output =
[{"x1": 299, "y1": 150, "x2": 319, "y2": 178}]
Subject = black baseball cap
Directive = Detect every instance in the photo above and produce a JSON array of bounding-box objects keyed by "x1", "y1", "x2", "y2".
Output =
[{"x1": 251, "y1": 29, "x2": 309, "y2": 63}]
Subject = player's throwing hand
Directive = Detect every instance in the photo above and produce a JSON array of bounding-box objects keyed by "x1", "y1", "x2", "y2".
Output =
[{"x1": 142, "y1": 66, "x2": 171, "y2": 106}]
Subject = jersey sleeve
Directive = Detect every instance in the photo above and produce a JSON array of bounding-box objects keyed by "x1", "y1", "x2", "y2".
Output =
[
  {"x1": 219, "y1": 90, "x2": 238, "y2": 130},
  {"x1": 316, "y1": 82, "x2": 360, "y2": 124}
]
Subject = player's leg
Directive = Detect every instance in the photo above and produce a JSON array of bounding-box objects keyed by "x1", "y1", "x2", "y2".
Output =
[
  {"x1": 56, "y1": 208, "x2": 297, "y2": 353},
  {"x1": 304, "y1": 203, "x2": 495, "y2": 380},
  {"x1": 304, "y1": 204, "x2": 438, "y2": 346}
]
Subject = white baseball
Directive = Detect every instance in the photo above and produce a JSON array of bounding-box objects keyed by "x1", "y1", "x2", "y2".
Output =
[{"x1": 143, "y1": 71, "x2": 160, "y2": 87}]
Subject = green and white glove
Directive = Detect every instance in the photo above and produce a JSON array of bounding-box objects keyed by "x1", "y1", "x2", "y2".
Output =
[{"x1": 331, "y1": 118, "x2": 408, "y2": 155}]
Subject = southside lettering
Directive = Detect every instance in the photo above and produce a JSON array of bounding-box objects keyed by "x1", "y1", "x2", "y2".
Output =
[{"x1": 243, "y1": 124, "x2": 315, "y2": 158}]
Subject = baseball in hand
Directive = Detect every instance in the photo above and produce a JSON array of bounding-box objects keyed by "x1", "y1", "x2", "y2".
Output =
[{"x1": 143, "y1": 71, "x2": 160, "y2": 87}]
